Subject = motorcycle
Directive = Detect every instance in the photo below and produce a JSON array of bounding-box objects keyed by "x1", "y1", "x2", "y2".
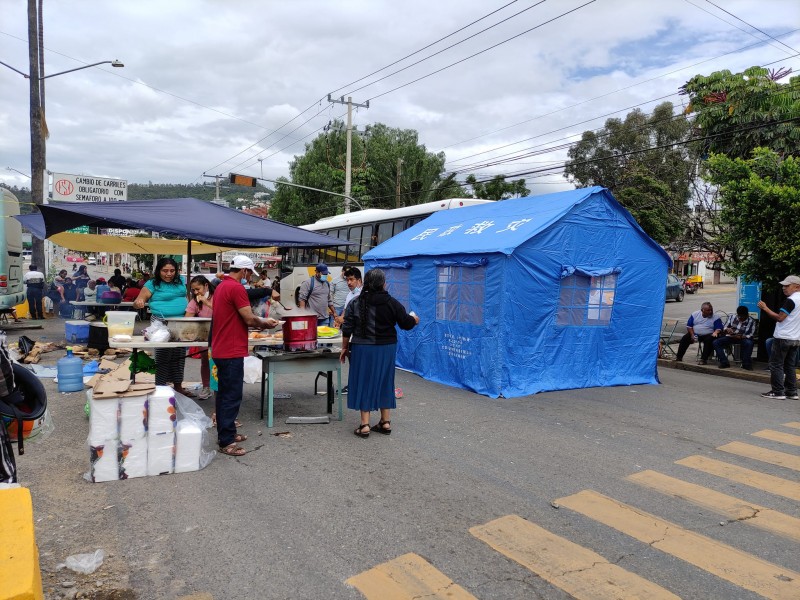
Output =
[{"x1": 682, "y1": 279, "x2": 697, "y2": 294}]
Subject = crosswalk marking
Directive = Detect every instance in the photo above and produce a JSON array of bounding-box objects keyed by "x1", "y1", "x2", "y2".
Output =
[
  {"x1": 785, "y1": 422, "x2": 800, "y2": 430},
  {"x1": 469, "y1": 515, "x2": 679, "y2": 599},
  {"x1": 627, "y1": 470, "x2": 800, "y2": 542},
  {"x1": 718, "y1": 441, "x2": 800, "y2": 471},
  {"x1": 555, "y1": 490, "x2": 800, "y2": 599},
  {"x1": 752, "y1": 429, "x2": 800, "y2": 447},
  {"x1": 346, "y1": 552, "x2": 477, "y2": 600},
  {"x1": 676, "y1": 455, "x2": 800, "y2": 501}
]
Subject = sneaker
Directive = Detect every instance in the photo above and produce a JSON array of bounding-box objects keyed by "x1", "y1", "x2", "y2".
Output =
[
  {"x1": 760, "y1": 391, "x2": 786, "y2": 399},
  {"x1": 699, "y1": 359, "x2": 708, "y2": 365},
  {"x1": 718, "y1": 363, "x2": 730, "y2": 369},
  {"x1": 339, "y1": 385, "x2": 348, "y2": 395},
  {"x1": 786, "y1": 393, "x2": 799, "y2": 400},
  {"x1": 198, "y1": 387, "x2": 212, "y2": 400}
]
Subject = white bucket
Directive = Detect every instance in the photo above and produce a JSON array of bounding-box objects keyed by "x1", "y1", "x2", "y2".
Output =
[{"x1": 104, "y1": 311, "x2": 135, "y2": 337}]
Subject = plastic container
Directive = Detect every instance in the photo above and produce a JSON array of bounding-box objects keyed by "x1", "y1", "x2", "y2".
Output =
[
  {"x1": 58, "y1": 347, "x2": 85, "y2": 393},
  {"x1": 65, "y1": 320, "x2": 90, "y2": 344},
  {"x1": 104, "y1": 311, "x2": 135, "y2": 337}
]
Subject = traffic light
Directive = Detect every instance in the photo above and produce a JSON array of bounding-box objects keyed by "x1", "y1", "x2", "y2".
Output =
[{"x1": 229, "y1": 173, "x2": 257, "y2": 187}]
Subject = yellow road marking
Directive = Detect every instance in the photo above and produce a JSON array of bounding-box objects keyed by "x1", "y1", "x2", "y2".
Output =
[
  {"x1": 628, "y1": 470, "x2": 800, "y2": 542},
  {"x1": 784, "y1": 422, "x2": 800, "y2": 430},
  {"x1": 752, "y1": 429, "x2": 800, "y2": 447},
  {"x1": 718, "y1": 441, "x2": 800, "y2": 471},
  {"x1": 470, "y1": 515, "x2": 679, "y2": 599},
  {"x1": 676, "y1": 455, "x2": 800, "y2": 502},
  {"x1": 556, "y1": 490, "x2": 800, "y2": 599},
  {"x1": 346, "y1": 552, "x2": 477, "y2": 600}
]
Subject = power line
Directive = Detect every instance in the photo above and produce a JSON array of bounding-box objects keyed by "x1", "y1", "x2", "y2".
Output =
[
  {"x1": 702, "y1": 0, "x2": 799, "y2": 55},
  {"x1": 365, "y1": 0, "x2": 598, "y2": 102}
]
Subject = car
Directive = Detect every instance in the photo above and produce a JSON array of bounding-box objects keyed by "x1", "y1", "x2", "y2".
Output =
[
  {"x1": 666, "y1": 273, "x2": 684, "y2": 302},
  {"x1": 22, "y1": 250, "x2": 32, "y2": 261},
  {"x1": 87, "y1": 256, "x2": 98, "y2": 265}
]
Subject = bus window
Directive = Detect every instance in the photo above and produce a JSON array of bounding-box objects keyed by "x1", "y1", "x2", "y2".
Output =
[
  {"x1": 405, "y1": 216, "x2": 428, "y2": 230},
  {"x1": 347, "y1": 225, "x2": 373, "y2": 261},
  {"x1": 376, "y1": 219, "x2": 403, "y2": 245}
]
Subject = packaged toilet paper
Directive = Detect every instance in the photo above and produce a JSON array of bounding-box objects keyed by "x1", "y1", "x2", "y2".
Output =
[
  {"x1": 119, "y1": 395, "x2": 148, "y2": 440},
  {"x1": 174, "y1": 421, "x2": 203, "y2": 473},
  {"x1": 147, "y1": 431, "x2": 175, "y2": 476},
  {"x1": 89, "y1": 440, "x2": 119, "y2": 483},
  {"x1": 146, "y1": 386, "x2": 177, "y2": 433},
  {"x1": 88, "y1": 390, "x2": 120, "y2": 441},
  {"x1": 119, "y1": 437, "x2": 148, "y2": 479}
]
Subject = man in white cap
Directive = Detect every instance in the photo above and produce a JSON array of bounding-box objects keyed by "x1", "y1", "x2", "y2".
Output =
[
  {"x1": 757, "y1": 275, "x2": 800, "y2": 400},
  {"x1": 211, "y1": 255, "x2": 279, "y2": 455}
]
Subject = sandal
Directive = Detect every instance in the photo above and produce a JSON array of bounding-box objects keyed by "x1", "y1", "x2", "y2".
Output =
[
  {"x1": 233, "y1": 433, "x2": 247, "y2": 443},
  {"x1": 354, "y1": 423, "x2": 370, "y2": 438},
  {"x1": 371, "y1": 420, "x2": 392, "y2": 435},
  {"x1": 219, "y1": 443, "x2": 247, "y2": 456}
]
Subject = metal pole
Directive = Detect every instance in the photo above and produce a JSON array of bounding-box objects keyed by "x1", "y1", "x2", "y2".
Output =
[
  {"x1": 396, "y1": 158, "x2": 403, "y2": 208},
  {"x1": 345, "y1": 97, "x2": 352, "y2": 214}
]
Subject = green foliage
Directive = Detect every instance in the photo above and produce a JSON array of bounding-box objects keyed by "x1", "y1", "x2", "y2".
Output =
[
  {"x1": 563, "y1": 102, "x2": 693, "y2": 244},
  {"x1": 269, "y1": 121, "x2": 468, "y2": 225},
  {"x1": 464, "y1": 175, "x2": 529, "y2": 200},
  {"x1": 681, "y1": 66, "x2": 800, "y2": 159},
  {"x1": 706, "y1": 148, "x2": 800, "y2": 287}
]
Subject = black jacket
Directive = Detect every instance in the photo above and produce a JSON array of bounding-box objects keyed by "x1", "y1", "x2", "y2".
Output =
[{"x1": 342, "y1": 290, "x2": 415, "y2": 345}]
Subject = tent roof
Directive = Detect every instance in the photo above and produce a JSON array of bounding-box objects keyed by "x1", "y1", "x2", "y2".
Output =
[
  {"x1": 363, "y1": 187, "x2": 669, "y2": 260},
  {"x1": 16, "y1": 198, "x2": 347, "y2": 248}
]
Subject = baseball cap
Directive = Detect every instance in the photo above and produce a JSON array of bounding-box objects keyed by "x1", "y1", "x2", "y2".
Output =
[
  {"x1": 230, "y1": 255, "x2": 255, "y2": 270},
  {"x1": 779, "y1": 275, "x2": 800, "y2": 285},
  {"x1": 315, "y1": 263, "x2": 329, "y2": 275}
]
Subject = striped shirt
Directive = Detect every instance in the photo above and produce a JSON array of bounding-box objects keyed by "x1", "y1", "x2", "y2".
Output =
[{"x1": 723, "y1": 314, "x2": 756, "y2": 339}]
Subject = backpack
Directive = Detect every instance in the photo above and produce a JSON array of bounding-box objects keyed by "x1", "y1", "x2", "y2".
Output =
[
  {"x1": 303, "y1": 276, "x2": 329, "y2": 302},
  {"x1": 0, "y1": 342, "x2": 47, "y2": 457}
]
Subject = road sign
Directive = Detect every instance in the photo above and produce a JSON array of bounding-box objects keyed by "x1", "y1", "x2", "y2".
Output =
[
  {"x1": 68, "y1": 225, "x2": 90, "y2": 234},
  {"x1": 52, "y1": 172, "x2": 128, "y2": 202},
  {"x1": 229, "y1": 173, "x2": 257, "y2": 187}
]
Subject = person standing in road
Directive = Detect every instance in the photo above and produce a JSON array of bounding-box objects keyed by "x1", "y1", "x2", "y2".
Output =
[
  {"x1": 298, "y1": 263, "x2": 334, "y2": 325},
  {"x1": 211, "y1": 255, "x2": 278, "y2": 456},
  {"x1": 333, "y1": 266, "x2": 362, "y2": 328},
  {"x1": 340, "y1": 268, "x2": 419, "y2": 438},
  {"x1": 757, "y1": 275, "x2": 800, "y2": 400},
  {"x1": 674, "y1": 302, "x2": 723, "y2": 364},
  {"x1": 23, "y1": 264, "x2": 45, "y2": 320},
  {"x1": 330, "y1": 266, "x2": 350, "y2": 322}
]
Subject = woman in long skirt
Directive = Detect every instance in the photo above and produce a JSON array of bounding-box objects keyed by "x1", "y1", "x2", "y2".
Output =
[{"x1": 340, "y1": 269, "x2": 419, "y2": 437}]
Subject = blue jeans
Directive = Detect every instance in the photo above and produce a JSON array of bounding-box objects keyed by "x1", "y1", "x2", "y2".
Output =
[
  {"x1": 214, "y1": 357, "x2": 244, "y2": 447},
  {"x1": 768, "y1": 338, "x2": 800, "y2": 396},
  {"x1": 713, "y1": 336, "x2": 754, "y2": 367},
  {"x1": 317, "y1": 316, "x2": 331, "y2": 326}
]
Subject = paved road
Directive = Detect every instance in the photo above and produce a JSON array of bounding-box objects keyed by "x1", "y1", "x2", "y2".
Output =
[{"x1": 10, "y1": 306, "x2": 798, "y2": 600}]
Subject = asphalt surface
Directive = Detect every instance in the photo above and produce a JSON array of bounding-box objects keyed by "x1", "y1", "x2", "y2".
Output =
[{"x1": 7, "y1": 282, "x2": 799, "y2": 599}]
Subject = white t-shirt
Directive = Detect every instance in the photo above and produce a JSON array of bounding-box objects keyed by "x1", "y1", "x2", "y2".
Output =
[{"x1": 774, "y1": 291, "x2": 800, "y2": 341}]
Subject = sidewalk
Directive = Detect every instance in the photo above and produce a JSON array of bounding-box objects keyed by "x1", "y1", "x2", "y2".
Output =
[{"x1": 658, "y1": 356, "x2": 772, "y2": 384}]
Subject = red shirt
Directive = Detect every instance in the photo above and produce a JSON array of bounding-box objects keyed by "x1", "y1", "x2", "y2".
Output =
[
  {"x1": 210, "y1": 276, "x2": 251, "y2": 359},
  {"x1": 122, "y1": 287, "x2": 140, "y2": 302}
]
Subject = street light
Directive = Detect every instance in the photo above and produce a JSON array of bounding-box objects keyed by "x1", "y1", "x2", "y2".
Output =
[
  {"x1": 0, "y1": 54, "x2": 124, "y2": 271},
  {"x1": 6, "y1": 167, "x2": 31, "y2": 179}
]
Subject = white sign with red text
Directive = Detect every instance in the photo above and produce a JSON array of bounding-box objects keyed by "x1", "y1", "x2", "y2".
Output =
[{"x1": 52, "y1": 172, "x2": 127, "y2": 202}]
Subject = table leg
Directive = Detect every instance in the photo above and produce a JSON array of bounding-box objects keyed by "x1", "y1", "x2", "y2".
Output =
[
  {"x1": 260, "y1": 361, "x2": 266, "y2": 419},
  {"x1": 337, "y1": 366, "x2": 342, "y2": 421},
  {"x1": 130, "y1": 348, "x2": 138, "y2": 383},
  {"x1": 326, "y1": 370, "x2": 333, "y2": 414},
  {"x1": 267, "y1": 365, "x2": 274, "y2": 428}
]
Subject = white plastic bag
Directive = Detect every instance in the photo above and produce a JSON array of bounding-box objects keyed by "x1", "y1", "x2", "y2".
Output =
[
  {"x1": 243, "y1": 356, "x2": 262, "y2": 384},
  {"x1": 65, "y1": 549, "x2": 105, "y2": 574},
  {"x1": 143, "y1": 319, "x2": 170, "y2": 343},
  {"x1": 174, "y1": 392, "x2": 216, "y2": 469}
]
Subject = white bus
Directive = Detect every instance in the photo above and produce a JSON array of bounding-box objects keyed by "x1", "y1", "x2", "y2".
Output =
[
  {"x1": 279, "y1": 198, "x2": 492, "y2": 307},
  {"x1": 0, "y1": 188, "x2": 26, "y2": 309}
]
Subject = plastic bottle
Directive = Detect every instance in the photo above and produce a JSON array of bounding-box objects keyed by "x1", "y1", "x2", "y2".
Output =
[{"x1": 57, "y1": 346, "x2": 84, "y2": 393}]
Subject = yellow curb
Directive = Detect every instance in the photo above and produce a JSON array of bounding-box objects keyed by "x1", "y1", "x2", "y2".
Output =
[{"x1": 0, "y1": 487, "x2": 44, "y2": 600}]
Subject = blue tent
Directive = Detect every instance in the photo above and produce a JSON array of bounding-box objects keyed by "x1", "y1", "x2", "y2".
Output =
[{"x1": 362, "y1": 186, "x2": 672, "y2": 398}]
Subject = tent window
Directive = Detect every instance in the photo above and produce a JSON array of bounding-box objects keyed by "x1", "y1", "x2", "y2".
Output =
[
  {"x1": 435, "y1": 266, "x2": 485, "y2": 326},
  {"x1": 557, "y1": 273, "x2": 617, "y2": 326},
  {"x1": 384, "y1": 267, "x2": 410, "y2": 308}
]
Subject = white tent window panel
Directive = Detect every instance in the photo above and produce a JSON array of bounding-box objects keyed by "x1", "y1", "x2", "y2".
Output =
[
  {"x1": 383, "y1": 268, "x2": 411, "y2": 308},
  {"x1": 557, "y1": 272, "x2": 617, "y2": 326},
  {"x1": 435, "y1": 266, "x2": 485, "y2": 325}
]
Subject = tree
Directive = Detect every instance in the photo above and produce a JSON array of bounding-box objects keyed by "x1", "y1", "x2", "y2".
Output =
[
  {"x1": 706, "y1": 148, "x2": 800, "y2": 286},
  {"x1": 269, "y1": 122, "x2": 467, "y2": 225},
  {"x1": 563, "y1": 102, "x2": 693, "y2": 244},
  {"x1": 680, "y1": 66, "x2": 800, "y2": 160},
  {"x1": 464, "y1": 174, "x2": 529, "y2": 200}
]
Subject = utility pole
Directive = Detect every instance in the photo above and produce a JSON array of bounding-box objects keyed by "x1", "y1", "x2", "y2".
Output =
[
  {"x1": 28, "y1": 0, "x2": 45, "y2": 270},
  {"x1": 395, "y1": 158, "x2": 404, "y2": 208},
  {"x1": 327, "y1": 95, "x2": 368, "y2": 213}
]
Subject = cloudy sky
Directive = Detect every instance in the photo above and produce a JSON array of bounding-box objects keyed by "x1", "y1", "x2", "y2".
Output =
[{"x1": 1, "y1": 0, "x2": 798, "y2": 199}]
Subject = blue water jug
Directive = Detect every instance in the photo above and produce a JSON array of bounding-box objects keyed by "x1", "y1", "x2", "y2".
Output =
[{"x1": 57, "y1": 347, "x2": 84, "y2": 393}]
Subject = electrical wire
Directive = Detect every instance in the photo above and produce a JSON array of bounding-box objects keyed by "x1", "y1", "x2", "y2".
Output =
[{"x1": 702, "y1": 0, "x2": 799, "y2": 54}]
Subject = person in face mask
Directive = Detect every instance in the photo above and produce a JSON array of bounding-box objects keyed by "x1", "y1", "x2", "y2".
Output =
[{"x1": 185, "y1": 275, "x2": 215, "y2": 400}]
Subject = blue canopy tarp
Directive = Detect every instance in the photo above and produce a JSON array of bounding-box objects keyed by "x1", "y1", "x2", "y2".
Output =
[{"x1": 16, "y1": 197, "x2": 347, "y2": 248}]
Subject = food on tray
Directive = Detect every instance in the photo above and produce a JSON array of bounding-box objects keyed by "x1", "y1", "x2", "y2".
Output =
[
  {"x1": 248, "y1": 332, "x2": 273, "y2": 339},
  {"x1": 317, "y1": 326, "x2": 339, "y2": 338}
]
